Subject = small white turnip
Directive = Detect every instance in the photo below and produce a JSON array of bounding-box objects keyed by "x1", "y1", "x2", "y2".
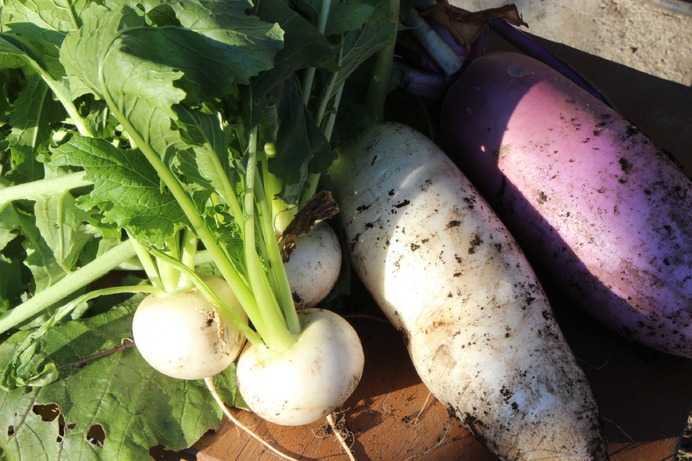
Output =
[
  {"x1": 235, "y1": 308, "x2": 363, "y2": 426},
  {"x1": 132, "y1": 276, "x2": 247, "y2": 380},
  {"x1": 284, "y1": 222, "x2": 342, "y2": 309}
]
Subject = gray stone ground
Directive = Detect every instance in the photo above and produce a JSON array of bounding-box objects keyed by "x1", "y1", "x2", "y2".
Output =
[{"x1": 453, "y1": 0, "x2": 692, "y2": 85}]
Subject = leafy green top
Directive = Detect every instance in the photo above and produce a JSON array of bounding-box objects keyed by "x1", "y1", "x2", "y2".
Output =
[{"x1": 0, "y1": 0, "x2": 397, "y2": 458}]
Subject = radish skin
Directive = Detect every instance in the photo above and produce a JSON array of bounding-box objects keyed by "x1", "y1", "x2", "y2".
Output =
[
  {"x1": 440, "y1": 51, "x2": 691, "y2": 358},
  {"x1": 330, "y1": 123, "x2": 607, "y2": 460},
  {"x1": 284, "y1": 222, "x2": 342, "y2": 309}
]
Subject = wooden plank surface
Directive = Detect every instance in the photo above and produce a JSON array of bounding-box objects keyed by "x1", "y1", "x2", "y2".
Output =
[
  {"x1": 167, "y1": 35, "x2": 692, "y2": 461},
  {"x1": 188, "y1": 279, "x2": 692, "y2": 461}
]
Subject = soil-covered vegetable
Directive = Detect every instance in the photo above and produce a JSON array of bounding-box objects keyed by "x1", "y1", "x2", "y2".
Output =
[
  {"x1": 132, "y1": 276, "x2": 248, "y2": 380},
  {"x1": 440, "y1": 51, "x2": 691, "y2": 358},
  {"x1": 236, "y1": 308, "x2": 364, "y2": 426},
  {"x1": 331, "y1": 122, "x2": 608, "y2": 461},
  {"x1": 284, "y1": 222, "x2": 343, "y2": 309}
]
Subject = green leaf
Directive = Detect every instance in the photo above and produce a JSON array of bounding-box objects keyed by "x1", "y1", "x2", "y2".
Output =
[
  {"x1": 60, "y1": 4, "x2": 186, "y2": 158},
  {"x1": 140, "y1": 0, "x2": 284, "y2": 99},
  {"x1": 5, "y1": 73, "x2": 65, "y2": 182},
  {"x1": 0, "y1": 0, "x2": 91, "y2": 116},
  {"x1": 325, "y1": 3, "x2": 376, "y2": 37},
  {"x1": 0, "y1": 253, "x2": 25, "y2": 311},
  {"x1": 33, "y1": 192, "x2": 97, "y2": 272},
  {"x1": 0, "y1": 0, "x2": 88, "y2": 34},
  {"x1": 60, "y1": 1, "x2": 283, "y2": 159},
  {"x1": 0, "y1": 205, "x2": 29, "y2": 310},
  {"x1": 174, "y1": 107, "x2": 234, "y2": 199},
  {"x1": 0, "y1": 330, "x2": 59, "y2": 390},
  {"x1": 0, "y1": 203, "x2": 21, "y2": 253},
  {"x1": 253, "y1": 0, "x2": 337, "y2": 100},
  {"x1": 0, "y1": 299, "x2": 225, "y2": 461},
  {"x1": 0, "y1": 24, "x2": 64, "y2": 81},
  {"x1": 50, "y1": 135, "x2": 188, "y2": 248},
  {"x1": 293, "y1": 0, "x2": 375, "y2": 37},
  {"x1": 10, "y1": 204, "x2": 68, "y2": 295},
  {"x1": 268, "y1": 77, "x2": 335, "y2": 203},
  {"x1": 327, "y1": 0, "x2": 397, "y2": 102}
]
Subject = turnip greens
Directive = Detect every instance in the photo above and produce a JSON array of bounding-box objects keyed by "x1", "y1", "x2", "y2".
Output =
[{"x1": 0, "y1": 0, "x2": 397, "y2": 458}]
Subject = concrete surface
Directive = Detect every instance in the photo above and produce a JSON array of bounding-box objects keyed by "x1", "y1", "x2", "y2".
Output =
[{"x1": 452, "y1": 0, "x2": 692, "y2": 85}]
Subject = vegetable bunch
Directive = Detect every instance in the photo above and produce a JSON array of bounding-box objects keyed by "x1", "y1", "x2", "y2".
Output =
[{"x1": 0, "y1": 0, "x2": 396, "y2": 458}]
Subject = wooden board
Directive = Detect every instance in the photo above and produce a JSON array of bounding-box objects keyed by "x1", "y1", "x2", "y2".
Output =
[
  {"x1": 183, "y1": 280, "x2": 692, "y2": 461},
  {"x1": 157, "y1": 34, "x2": 692, "y2": 461}
]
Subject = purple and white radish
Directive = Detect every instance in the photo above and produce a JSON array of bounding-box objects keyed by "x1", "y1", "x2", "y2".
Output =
[{"x1": 440, "y1": 51, "x2": 691, "y2": 358}]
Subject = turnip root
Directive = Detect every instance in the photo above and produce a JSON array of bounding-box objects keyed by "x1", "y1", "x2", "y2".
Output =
[
  {"x1": 440, "y1": 51, "x2": 691, "y2": 358},
  {"x1": 235, "y1": 308, "x2": 364, "y2": 426},
  {"x1": 284, "y1": 222, "x2": 342, "y2": 309},
  {"x1": 330, "y1": 122, "x2": 607, "y2": 461},
  {"x1": 132, "y1": 276, "x2": 247, "y2": 380}
]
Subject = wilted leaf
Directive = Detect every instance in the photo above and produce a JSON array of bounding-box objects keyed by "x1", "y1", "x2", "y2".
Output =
[{"x1": 421, "y1": 3, "x2": 528, "y2": 47}]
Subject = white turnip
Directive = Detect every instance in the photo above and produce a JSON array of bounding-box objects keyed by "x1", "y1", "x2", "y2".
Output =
[
  {"x1": 235, "y1": 308, "x2": 364, "y2": 426},
  {"x1": 440, "y1": 51, "x2": 691, "y2": 358},
  {"x1": 132, "y1": 276, "x2": 247, "y2": 380},
  {"x1": 330, "y1": 122, "x2": 607, "y2": 461},
  {"x1": 284, "y1": 222, "x2": 342, "y2": 309}
]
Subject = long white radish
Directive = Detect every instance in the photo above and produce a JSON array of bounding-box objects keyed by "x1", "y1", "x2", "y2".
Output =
[{"x1": 330, "y1": 122, "x2": 608, "y2": 461}]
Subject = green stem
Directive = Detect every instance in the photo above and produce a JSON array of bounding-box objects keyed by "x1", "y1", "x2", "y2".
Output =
[
  {"x1": 322, "y1": 81, "x2": 345, "y2": 142},
  {"x1": 301, "y1": 0, "x2": 332, "y2": 104},
  {"x1": 130, "y1": 237, "x2": 162, "y2": 290},
  {"x1": 302, "y1": 67, "x2": 317, "y2": 106},
  {"x1": 100, "y1": 89, "x2": 262, "y2": 344},
  {"x1": 366, "y1": 0, "x2": 400, "y2": 121},
  {"x1": 254, "y1": 168, "x2": 300, "y2": 334},
  {"x1": 0, "y1": 240, "x2": 137, "y2": 334},
  {"x1": 146, "y1": 248, "x2": 264, "y2": 347},
  {"x1": 69, "y1": 285, "x2": 162, "y2": 319},
  {"x1": 177, "y1": 229, "x2": 198, "y2": 291},
  {"x1": 261, "y1": 152, "x2": 292, "y2": 234},
  {"x1": 300, "y1": 173, "x2": 322, "y2": 207},
  {"x1": 195, "y1": 129, "x2": 244, "y2": 226},
  {"x1": 157, "y1": 235, "x2": 182, "y2": 293},
  {"x1": 244, "y1": 129, "x2": 297, "y2": 350},
  {"x1": 0, "y1": 172, "x2": 91, "y2": 205},
  {"x1": 12, "y1": 49, "x2": 95, "y2": 137},
  {"x1": 315, "y1": 66, "x2": 341, "y2": 128}
]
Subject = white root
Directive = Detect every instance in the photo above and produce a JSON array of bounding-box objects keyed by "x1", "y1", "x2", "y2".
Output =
[
  {"x1": 132, "y1": 276, "x2": 247, "y2": 380},
  {"x1": 330, "y1": 123, "x2": 608, "y2": 461},
  {"x1": 326, "y1": 413, "x2": 356, "y2": 461},
  {"x1": 412, "y1": 392, "x2": 433, "y2": 425},
  {"x1": 205, "y1": 379, "x2": 361, "y2": 461},
  {"x1": 284, "y1": 222, "x2": 342, "y2": 309},
  {"x1": 204, "y1": 378, "x2": 300, "y2": 461},
  {"x1": 236, "y1": 308, "x2": 364, "y2": 426}
]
